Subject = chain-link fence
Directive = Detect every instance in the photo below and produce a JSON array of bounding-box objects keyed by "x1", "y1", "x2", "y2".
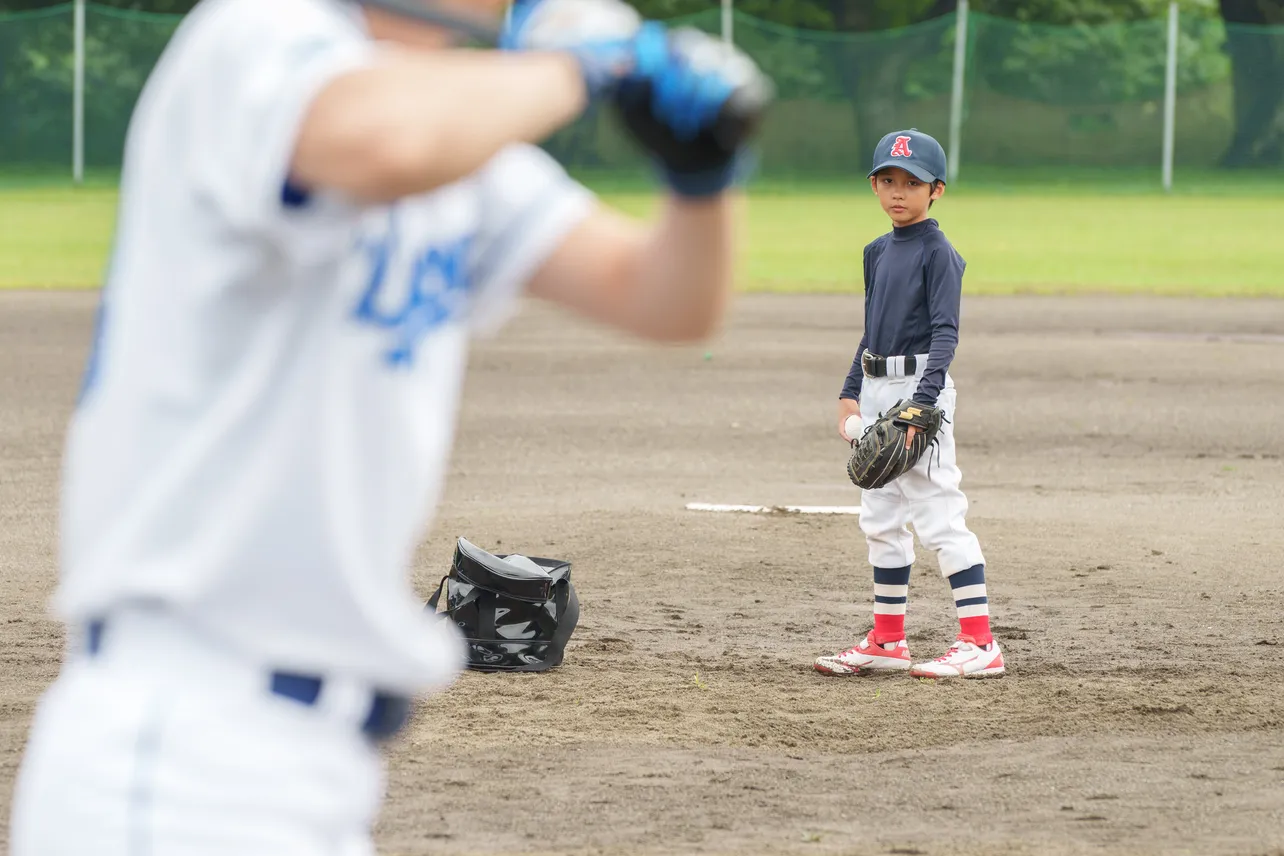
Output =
[{"x1": 2, "y1": 3, "x2": 1282, "y2": 185}]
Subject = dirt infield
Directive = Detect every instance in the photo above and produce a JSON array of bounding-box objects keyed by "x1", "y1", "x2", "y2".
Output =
[{"x1": 2, "y1": 291, "x2": 1283, "y2": 855}]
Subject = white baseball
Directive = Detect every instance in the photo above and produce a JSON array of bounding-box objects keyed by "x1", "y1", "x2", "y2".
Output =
[{"x1": 844, "y1": 414, "x2": 862, "y2": 440}]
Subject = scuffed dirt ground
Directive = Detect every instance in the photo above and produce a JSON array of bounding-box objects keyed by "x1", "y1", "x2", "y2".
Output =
[{"x1": 2, "y1": 292, "x2": 1283, "y2": 855}]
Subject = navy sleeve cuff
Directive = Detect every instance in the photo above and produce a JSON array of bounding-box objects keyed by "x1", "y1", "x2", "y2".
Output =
[
  {"x1": 912, "y1": 379, "x2": 944, "y2": 406},
  {"x1": 841, "y1": 349, "x2": 865, "y2": 400}
]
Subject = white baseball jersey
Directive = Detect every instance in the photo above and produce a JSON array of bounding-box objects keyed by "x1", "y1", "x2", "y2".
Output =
[{"x1": 54, "y1": 0, "x2": 594, "y2": 694}]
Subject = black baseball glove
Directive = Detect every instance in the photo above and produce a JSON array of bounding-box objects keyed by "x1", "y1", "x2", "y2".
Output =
[{"x1": 847, "y1": 400, "x2": 946, "y2": 491}]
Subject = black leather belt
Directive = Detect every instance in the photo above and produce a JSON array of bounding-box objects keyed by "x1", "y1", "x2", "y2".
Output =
[
  {"x1": 85, "y1": 619, "x2": 411, "y2": 741},
  {"x1": 862, "y1": 352, "x2": 917, "y2": 378}
]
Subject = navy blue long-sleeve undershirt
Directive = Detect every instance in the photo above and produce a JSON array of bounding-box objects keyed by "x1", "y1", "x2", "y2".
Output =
[{"x1": 840, "y1": 218, "x2": 965, "y2": 407}]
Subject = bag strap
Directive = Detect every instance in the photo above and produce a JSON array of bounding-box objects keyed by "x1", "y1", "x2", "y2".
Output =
[
  {"x1": 425, "y1": 576, "x2": 447, "y2": 612},
  {"x1": 549, "y1": 582, "x2": 580, "y2": 657},
  {"x1": 426, "y1": 580, "x2": 446, "y2": 613}
]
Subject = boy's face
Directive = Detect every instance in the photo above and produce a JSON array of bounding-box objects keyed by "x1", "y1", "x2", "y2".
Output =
[{"x1": 870, "y1": 167, "x2": 945, "y2": 227}]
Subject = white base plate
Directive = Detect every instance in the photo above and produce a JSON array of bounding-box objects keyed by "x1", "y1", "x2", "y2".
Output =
[{"x1": 685, "y1": 503, "x2": 861, "y2": 516}]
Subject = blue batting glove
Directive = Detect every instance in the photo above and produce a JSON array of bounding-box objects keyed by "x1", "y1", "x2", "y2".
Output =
[
  {"x1": 500, "y1": 0, "x2": 644, "y2": 99},
  {"x1": 641, "y1": 28, "x2": 740, "y2": 143},
  {"x1": 613, "y1": 27, "x2": 771, "y2": 197}
]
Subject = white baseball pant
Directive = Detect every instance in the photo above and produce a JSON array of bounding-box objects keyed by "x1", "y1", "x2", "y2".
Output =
[
  {"x1": 9, "y1": 609, "x2": 386, "y2": 856},
  {"x1": 856, "y1": 366, "x2": 985, "y2": 577}
]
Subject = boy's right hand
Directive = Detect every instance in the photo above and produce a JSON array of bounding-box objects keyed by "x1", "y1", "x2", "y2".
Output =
[{"x1": 838, "y1": 398, "x2": 862, "y2": 442}]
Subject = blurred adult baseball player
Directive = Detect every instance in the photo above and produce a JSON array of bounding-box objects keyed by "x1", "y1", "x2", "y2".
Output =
[{"x1": 9, "y1": 1, "x2": 768, "y2": 853}]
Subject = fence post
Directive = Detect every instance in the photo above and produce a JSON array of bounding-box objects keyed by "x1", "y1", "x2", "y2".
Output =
[
  {"x1": 721, "y1": 0, "x2": 733, "y2": 44},
  {"x1": 1162, "y1": 1, "x2": 1179, "y2": 192},
  {"x1": 73, "y1": 0, "x2": 86, "y2": 184},
  {"x1": 947, "y1": 0, "x2": 968, "y2": 184}
]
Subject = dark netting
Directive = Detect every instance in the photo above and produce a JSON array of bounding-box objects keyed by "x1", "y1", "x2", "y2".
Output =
[
  {"x1": 543, "y1": 10, "x2": 957, "y2": 181},
  {"x1": 1172, "y1": 14, "x2": 1235, "y2": 168},
  {"x1": 0, "y1": 5, "x2": 75, "y2": 169},
  {"x1": 83, "y1": 6, "x2": 180, "y2": 167},
  {"x1": 1, "y1": 4, "x2": 1281, "y2": 180},
  {"x1": 734, "y1": 12, "x2": 956, "y2": 178},
  {"x1": 1209, "y1": 21, "x2": 1284, "y2": 169},
  {"x1": 960, "y1": 14, "x2": 1283, "y2": 171},
  {"x1": 962, "y1": 14, "x2": 1170, "y2": 168}
]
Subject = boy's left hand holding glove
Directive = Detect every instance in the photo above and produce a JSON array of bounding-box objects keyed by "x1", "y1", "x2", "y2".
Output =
[{"x1": 500, "y1": 0, "x2": 774, "y2": 197}]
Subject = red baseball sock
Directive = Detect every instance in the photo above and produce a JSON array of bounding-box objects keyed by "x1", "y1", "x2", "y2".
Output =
[
  {"x1": 872, "y1": 565, "x2": 911, "y2": 643},
  {"x1": 950, "y1": 564, "x2": 992, "y2": 646}
]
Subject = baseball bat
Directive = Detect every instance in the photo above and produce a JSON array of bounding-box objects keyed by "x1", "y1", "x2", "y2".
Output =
[{"x1": 355, "y1": 0, "x2": 771, "y2": 151}]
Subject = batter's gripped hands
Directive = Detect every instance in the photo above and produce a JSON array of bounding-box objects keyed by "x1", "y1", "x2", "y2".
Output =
[
  {"x1": 838, "y1": 398, "x2": 861, "y2": 443},
  {"x1": 500, "y1": 0, "x2": 644, "y2": 99}
]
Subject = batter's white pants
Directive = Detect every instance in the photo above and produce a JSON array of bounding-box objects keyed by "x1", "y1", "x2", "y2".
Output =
[
  {"x1": 10, "y1": 610, "x2": 385, "y2": 856},
  {"x1": 857, "y1": 371, "x2": 985, "y2": 577}
]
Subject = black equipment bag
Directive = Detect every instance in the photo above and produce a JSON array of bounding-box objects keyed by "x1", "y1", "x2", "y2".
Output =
[{"x1": 426, "y1": 538, "x2": 580, "y2": 673}]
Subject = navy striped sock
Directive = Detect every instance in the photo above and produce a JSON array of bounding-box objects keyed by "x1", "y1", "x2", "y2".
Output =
[
  {"x1": 872, "y1": 565, "x2": 911, "y2": 643},
  {"x1": 949, "y1": 564, "x2": 992, "y2": 644}
]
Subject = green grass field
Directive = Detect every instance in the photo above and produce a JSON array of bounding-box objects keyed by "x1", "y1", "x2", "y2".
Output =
[{"x1": 2, "y1": 177, "x2": 1281, "y2": 295}]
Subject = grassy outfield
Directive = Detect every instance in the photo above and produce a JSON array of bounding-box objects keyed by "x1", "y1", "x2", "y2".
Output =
[
  {"x1": 1, "y1": 178, "x2": 1281, "y2": 295},
  {"x1": 0, "y1": 185, "x2": 120, "y2": 290}
]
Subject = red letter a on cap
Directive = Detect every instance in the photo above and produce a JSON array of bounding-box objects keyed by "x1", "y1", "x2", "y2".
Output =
[{"x1": 890, "y1": 136, "x2": 913, "y2": 158}]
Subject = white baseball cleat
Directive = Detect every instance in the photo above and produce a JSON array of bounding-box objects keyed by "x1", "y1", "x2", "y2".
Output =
[
  {"x1": 814, "y1": 631, "x2": 912, "y2": 676},
  {"x1": 910, "y1": 635, "x2": 1005, "y2": 678}
]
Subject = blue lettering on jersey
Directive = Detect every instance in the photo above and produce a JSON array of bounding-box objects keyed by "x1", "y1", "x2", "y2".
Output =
[{"x1": 351, "y1": 212, "x2": 474, "y2": 368}]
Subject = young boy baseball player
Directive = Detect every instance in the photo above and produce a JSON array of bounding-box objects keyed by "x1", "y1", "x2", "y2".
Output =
[
  {"x1": 9, "y1": 1, "x2": 769, "y2": 853},
  {"x1": 814, "y1": 129, "x2": 1005, "y2": 680}
]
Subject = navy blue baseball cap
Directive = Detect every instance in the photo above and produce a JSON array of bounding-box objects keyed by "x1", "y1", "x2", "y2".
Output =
[{"x1": 867, "y1": 129, "x2": 947, "y2": 184}]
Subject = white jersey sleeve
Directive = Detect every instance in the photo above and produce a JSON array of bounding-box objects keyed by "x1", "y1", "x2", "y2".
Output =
[
  {"x1": 465, "y1": 145, "x2": 596, "y2": 334},
  {"x1": 181, "y1": 0, "x2": 375, "y2": 244}
]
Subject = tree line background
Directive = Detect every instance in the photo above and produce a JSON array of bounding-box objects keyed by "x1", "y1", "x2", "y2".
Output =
[{"x1": 0, "y1": 0, "x2": 1281, "y2": 169}]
